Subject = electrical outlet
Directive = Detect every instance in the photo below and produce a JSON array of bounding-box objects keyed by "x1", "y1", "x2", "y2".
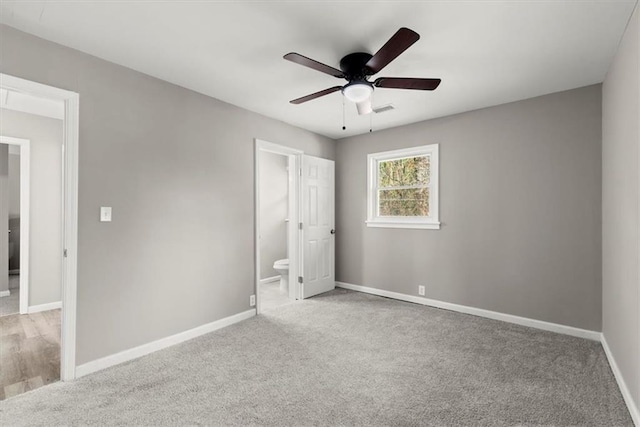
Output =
[
  {"x1": 249, "y1": 295, "x2": 256, "y2": 307},
  {"x1": 418, "y1": 285, "x2": 425, "y2": 296}
]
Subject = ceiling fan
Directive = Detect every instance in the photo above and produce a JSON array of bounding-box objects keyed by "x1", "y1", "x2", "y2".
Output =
[{"x1": 284, "y1": 27, "x2": 441, "y2": 115}]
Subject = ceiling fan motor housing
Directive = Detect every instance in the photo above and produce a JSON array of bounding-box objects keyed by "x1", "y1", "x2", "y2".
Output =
[{"x1": 339, "y1": 52, "x2": 374, "y2": 80}]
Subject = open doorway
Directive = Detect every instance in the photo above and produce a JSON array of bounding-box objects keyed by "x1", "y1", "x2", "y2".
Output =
[
  {"x1": 255, "y1": 140, "x2": 301, "y2": 313},
  {"x1": 0, "y1": 136, "x2": 29, "y2": 318},
  {"x1": 0, "y1": 96, "x2": 63, "y2": 399},
  {"x1": 0, "y1": 74, "x2": 79, "y2": 398},
  {"x1": 254, "y1": 140, "x2": 337, "y2": 313}
]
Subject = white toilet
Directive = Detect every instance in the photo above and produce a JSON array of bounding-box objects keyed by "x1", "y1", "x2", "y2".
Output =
[{"x1": 273, "y1": 259, "x2": 289, "y2": 292}]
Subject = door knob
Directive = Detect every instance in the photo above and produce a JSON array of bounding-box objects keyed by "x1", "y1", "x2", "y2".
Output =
[{"x1": 330, "y1": 229, "x2": 336, "y2": 235}]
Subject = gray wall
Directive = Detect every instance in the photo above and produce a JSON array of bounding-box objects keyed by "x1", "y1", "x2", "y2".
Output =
[
  {"x1": 336, "y1": 85, "x2": 602, "y2": 331},
  {"x1": 602, "y1": 4, "x2": 639, "y2": 413},
  {"x1": 0, "y1": 24, "x2": 335, "y2": 365},
  {"x1": 0, "y1": 109, "x2": 63, "y2": 306},
  {"x1": 8, "y1": 218, "x2": 19, "y2": 274},
  {"x1": 9, "y1": 152, "x2": 19, "y2": 219},
  {"x1": 259, "y1": 151, "x2": 288, "y2": 279},
  {"x1": 0, "y1": 144, "x2": 8, "y2": 294}
]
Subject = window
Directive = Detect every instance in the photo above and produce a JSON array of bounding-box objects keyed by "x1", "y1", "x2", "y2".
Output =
[{"x1": 367, "y1": 144, "x2": 440, "y2": 229}]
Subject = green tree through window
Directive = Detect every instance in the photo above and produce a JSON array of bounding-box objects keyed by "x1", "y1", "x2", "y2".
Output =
[{"x1": 378, "y1": 155, "x2": 430, "y2": 216}]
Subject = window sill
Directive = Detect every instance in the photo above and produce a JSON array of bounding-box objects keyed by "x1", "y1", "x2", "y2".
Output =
[{"x1": 365, "y1": 221, "x2": 441, "y2": 230}]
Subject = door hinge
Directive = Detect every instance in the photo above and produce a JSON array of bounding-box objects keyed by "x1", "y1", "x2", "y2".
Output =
[
  {"x1": 299, "y1": 168, "x2": 302, "y2": 176},
  {"x1": 299, "y1": 222, "x2": 303, "y2": 230},
  {"x1": 63, "y1": 249, "x2": 68, "y2": 258},
  {"x1": 298, "y1": 276, "x2": 303, "y2": 284}
]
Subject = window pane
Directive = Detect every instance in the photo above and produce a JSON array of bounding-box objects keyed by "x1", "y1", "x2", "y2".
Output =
[
  {"x1": 379, "y1": 188, "x2": 429, "y2": 217},
  {"x1": 378, "y1": 155, "x2": 430, "y2": 187}
]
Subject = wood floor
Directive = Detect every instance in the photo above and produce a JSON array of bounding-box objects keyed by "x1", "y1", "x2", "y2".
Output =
[{"x1": 0, "y1": 309, "x2": 60, "y2": 400}]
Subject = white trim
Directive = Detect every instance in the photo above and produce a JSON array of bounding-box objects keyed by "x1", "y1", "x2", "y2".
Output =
[
  {"x1": 61, "y1": 89, "x2": 80, "y2": 382},
  {"x1": 260, "y1": 275, "x2": 280, "y2": 285},
  {"x1": 0, "y1": 290, "x2": 10, "y2": 297},
  {"x1": 366, "y1": 144, "x2": 440, "y2": 229},
  {"x1": 254, "y1": 139, "x2": 302, "y2": 314},
  {"x1": 335, "y1": 281, "x2": 601, "y2": 341},
  {"x1": 257, "y1": 139, "x2": 303, "y2": 156},
  {"x1": 365, "y1": 221, "x2": 441, "y2": 229},
  {"x1": 0, "y1": 87, "x2": 65, "y2": 120},
  {"x1": 1, "y1": 73, "x2": 80, "y2": 382},
  {"x1": 76, "y1": 309, "x2": 256, "y2": 378},
  {"x1": 601, "y1": 335, "x2": 640, "y2": 426},
  {"x1": 0, "y1": 135, "x2": 30, "y2": 316},
  {"x1": 28, "y1": 301, "x2": 62, "y2": 314}
]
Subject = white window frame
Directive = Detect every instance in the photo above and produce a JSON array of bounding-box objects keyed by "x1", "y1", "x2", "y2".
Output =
[{"x1": 366, "y1": 144, "x2": 440, "y2": 230}]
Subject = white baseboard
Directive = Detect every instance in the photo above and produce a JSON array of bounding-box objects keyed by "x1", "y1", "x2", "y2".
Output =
[
  {"x1": 75, "y1": 308, "x2": 256, "y2": 378},
  {"x1": 335, "y1": 281, "x2": 601, "y2": 341},
  {"x1": 601, "y1": 335, "x2": 640, "y2": 426},
  {"x1": 0, "y1": 290, "x2": 10, "y2": 298},
  {"x1": 260, "y1": 275, "x2": 280, "y2": 285},
  {"x1": 28, "y1": 301, "x2": 62, "y2": 313}
]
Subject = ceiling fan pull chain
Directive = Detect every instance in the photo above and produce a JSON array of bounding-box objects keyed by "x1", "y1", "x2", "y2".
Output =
[
  {"x1": 342, "y1": 94, "x2": 346, "y2": 131},
  {"x1": 370, "y1": 93, "x2": 373, "y2": 133}
]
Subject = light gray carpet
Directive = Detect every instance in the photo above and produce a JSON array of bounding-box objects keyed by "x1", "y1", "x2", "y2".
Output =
[{"x1": 0, "y1": 289, "x2": 632, "y2": 426}]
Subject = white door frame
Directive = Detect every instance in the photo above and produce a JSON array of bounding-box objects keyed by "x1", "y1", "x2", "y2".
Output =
[
  {"x1": 254, "y1": 139, "x2": 302, "y2": 314},
  {"x1": 1, "y1": 73, "x2": 80, "y2": 381},
  {"x1": 0, "y1": 136, "x2": 30, "y2": 315}
]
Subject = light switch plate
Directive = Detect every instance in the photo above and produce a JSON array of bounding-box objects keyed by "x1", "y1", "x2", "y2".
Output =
[{"x1": 100, "y1": 207, "x2": 112, "y2": 222}]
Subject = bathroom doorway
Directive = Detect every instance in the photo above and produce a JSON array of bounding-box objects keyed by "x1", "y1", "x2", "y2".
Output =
[
  {"x1": 254, "y1": 140, "x2": 301, "y2": 314},
  {"x1": 0, "y1": 136, "x2": 30, "y2": 318}
]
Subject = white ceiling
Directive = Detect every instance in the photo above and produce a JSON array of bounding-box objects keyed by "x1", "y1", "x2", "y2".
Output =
[{"x1": 0, "y1": 1, "x2": 636, "y2": 139}]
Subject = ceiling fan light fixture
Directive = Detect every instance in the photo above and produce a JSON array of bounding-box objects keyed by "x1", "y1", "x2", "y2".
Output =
[{"x1": 342, "y1": 81, "x2": 373, "y2": 103}]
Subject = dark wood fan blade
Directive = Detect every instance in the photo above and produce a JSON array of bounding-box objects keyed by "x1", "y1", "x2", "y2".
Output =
[
  {"x1": 374, "y1": 77, "x2": 441, "y2": 90},
  {"x1": 365, "y1": 28, "x2": 420, "y2": 75},
  {"x1": 290, "y1": 86, "x2": 343, "y2": 104},
  {"x1": 284, "y1": 53, "x2": 344, "y2": 78}
]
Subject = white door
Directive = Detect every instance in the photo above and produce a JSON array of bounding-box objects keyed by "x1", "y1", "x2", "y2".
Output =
[{"x1": 300, "y1": 155, "x2": 335, "y2": 299}]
